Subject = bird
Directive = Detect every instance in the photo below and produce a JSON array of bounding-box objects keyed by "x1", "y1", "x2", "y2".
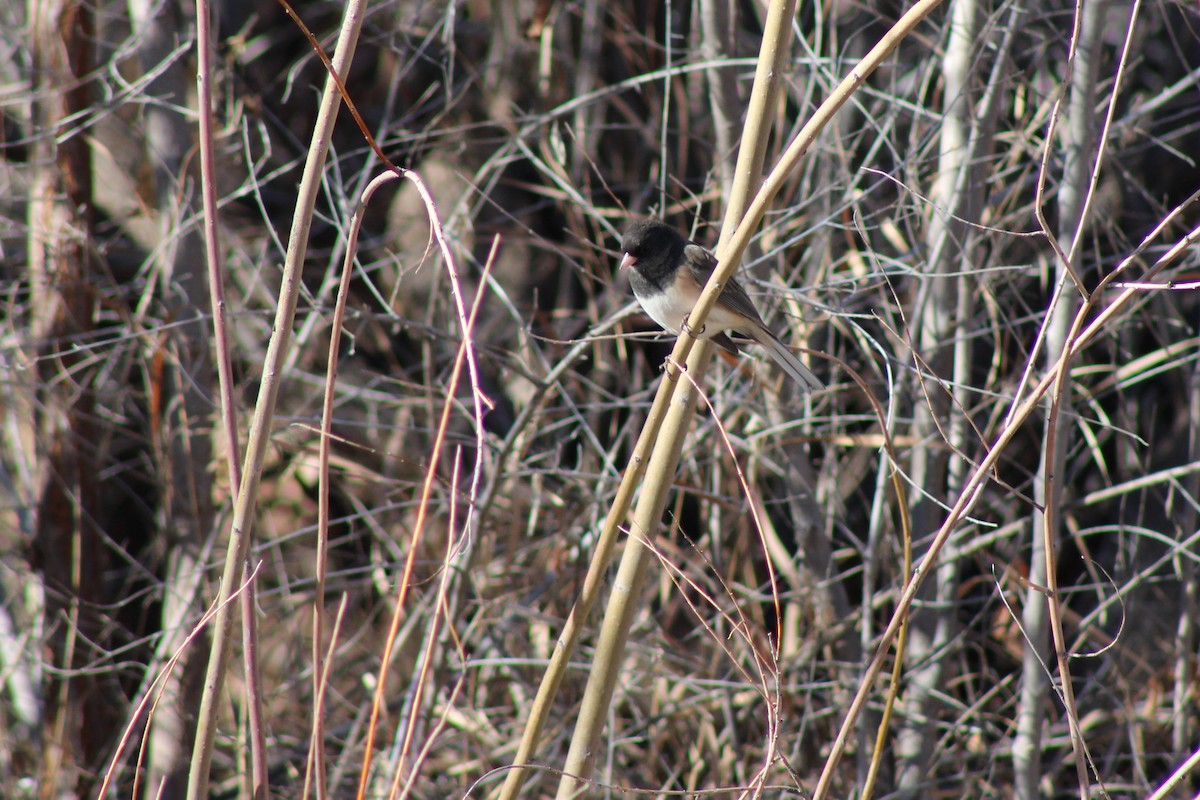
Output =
[{"x1": 619, "y1": 219, "x2": 823, "y2": 393}]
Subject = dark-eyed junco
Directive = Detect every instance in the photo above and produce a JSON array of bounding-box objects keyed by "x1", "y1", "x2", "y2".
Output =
[{"x1": 620, "y1": 219, "x2": 823, "y2": 392}]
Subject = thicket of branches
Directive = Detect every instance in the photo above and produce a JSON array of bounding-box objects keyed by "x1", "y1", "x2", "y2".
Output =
[{"x1": 3, "y1": 0, "x2": 1200, "y2": 797}]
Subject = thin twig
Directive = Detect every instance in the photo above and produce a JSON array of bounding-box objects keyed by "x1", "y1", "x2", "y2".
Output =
[{"x1": 183, "y1": 3, "x2": 368, "y2": 798}]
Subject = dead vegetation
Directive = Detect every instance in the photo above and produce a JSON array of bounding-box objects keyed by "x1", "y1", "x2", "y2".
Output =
[{"x1": 3, "y1": 0, "x2": 1200, "y2": 798}]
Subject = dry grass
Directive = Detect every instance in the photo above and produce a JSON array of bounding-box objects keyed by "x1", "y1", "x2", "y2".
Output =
[{"x1": 3, "y1": 0, "x2": 1200, "y2": 798}]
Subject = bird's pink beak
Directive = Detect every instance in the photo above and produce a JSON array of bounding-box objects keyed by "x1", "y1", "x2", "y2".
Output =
[{"x1": 619, "y1": 253, "x2": 637, "y2": 271}]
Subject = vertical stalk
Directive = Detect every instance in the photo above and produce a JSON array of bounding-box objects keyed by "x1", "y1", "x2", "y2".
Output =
[
  {"x1": 1021, "y1": 0, "x2": 1113, "y2": 796},
  {"x1": 551, "y1": 2, "x2": 799, "y2": 796},
  {"x1": 183, "y1": 2, "x2": 368, "y2": 798},
  {"x1": 895, "y1": 0, "x2": 986, "y2": 792},
  {"x1": 27, "y1": 0, "x2": 105, "y2": 794}
]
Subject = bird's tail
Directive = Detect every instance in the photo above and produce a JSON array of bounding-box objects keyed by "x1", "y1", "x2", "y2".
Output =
[{"x1": 760, "y1": 333, "x2": 824, "y2": 393}]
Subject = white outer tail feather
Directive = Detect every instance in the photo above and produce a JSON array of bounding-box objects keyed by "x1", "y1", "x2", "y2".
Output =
[{"x1": 760, "y1": 334, "x2": 823, "y2": 393}]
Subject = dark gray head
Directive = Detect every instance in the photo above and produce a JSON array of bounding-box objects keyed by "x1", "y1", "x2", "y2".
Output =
[{"x1": 619, "y1": 220, "x2": 687, "y2": 287}]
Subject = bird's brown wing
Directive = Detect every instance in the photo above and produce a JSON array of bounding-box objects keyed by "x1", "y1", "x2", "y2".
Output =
[
  {"x1": 682, "y1": 243, "x2": 769, "y2": 329},
  {"x1": 710, "y1": 332, "x2": 741, "y2": 355},
  {"x1": 681, "y1": 243, "x2": 822, "y2": 392}
]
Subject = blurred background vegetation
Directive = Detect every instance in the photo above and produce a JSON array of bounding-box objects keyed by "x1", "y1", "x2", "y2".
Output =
[{"x1": 3, "y1": 0, "x2": 1200, "y2": 797}]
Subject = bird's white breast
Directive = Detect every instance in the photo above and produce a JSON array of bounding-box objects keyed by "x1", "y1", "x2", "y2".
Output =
[
  {"x1": 635, "y1": 284, "x2": 746, "y2": 339},
  {"x1": 637, "y1": 287, "x2": 692, "y2": 335}
]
